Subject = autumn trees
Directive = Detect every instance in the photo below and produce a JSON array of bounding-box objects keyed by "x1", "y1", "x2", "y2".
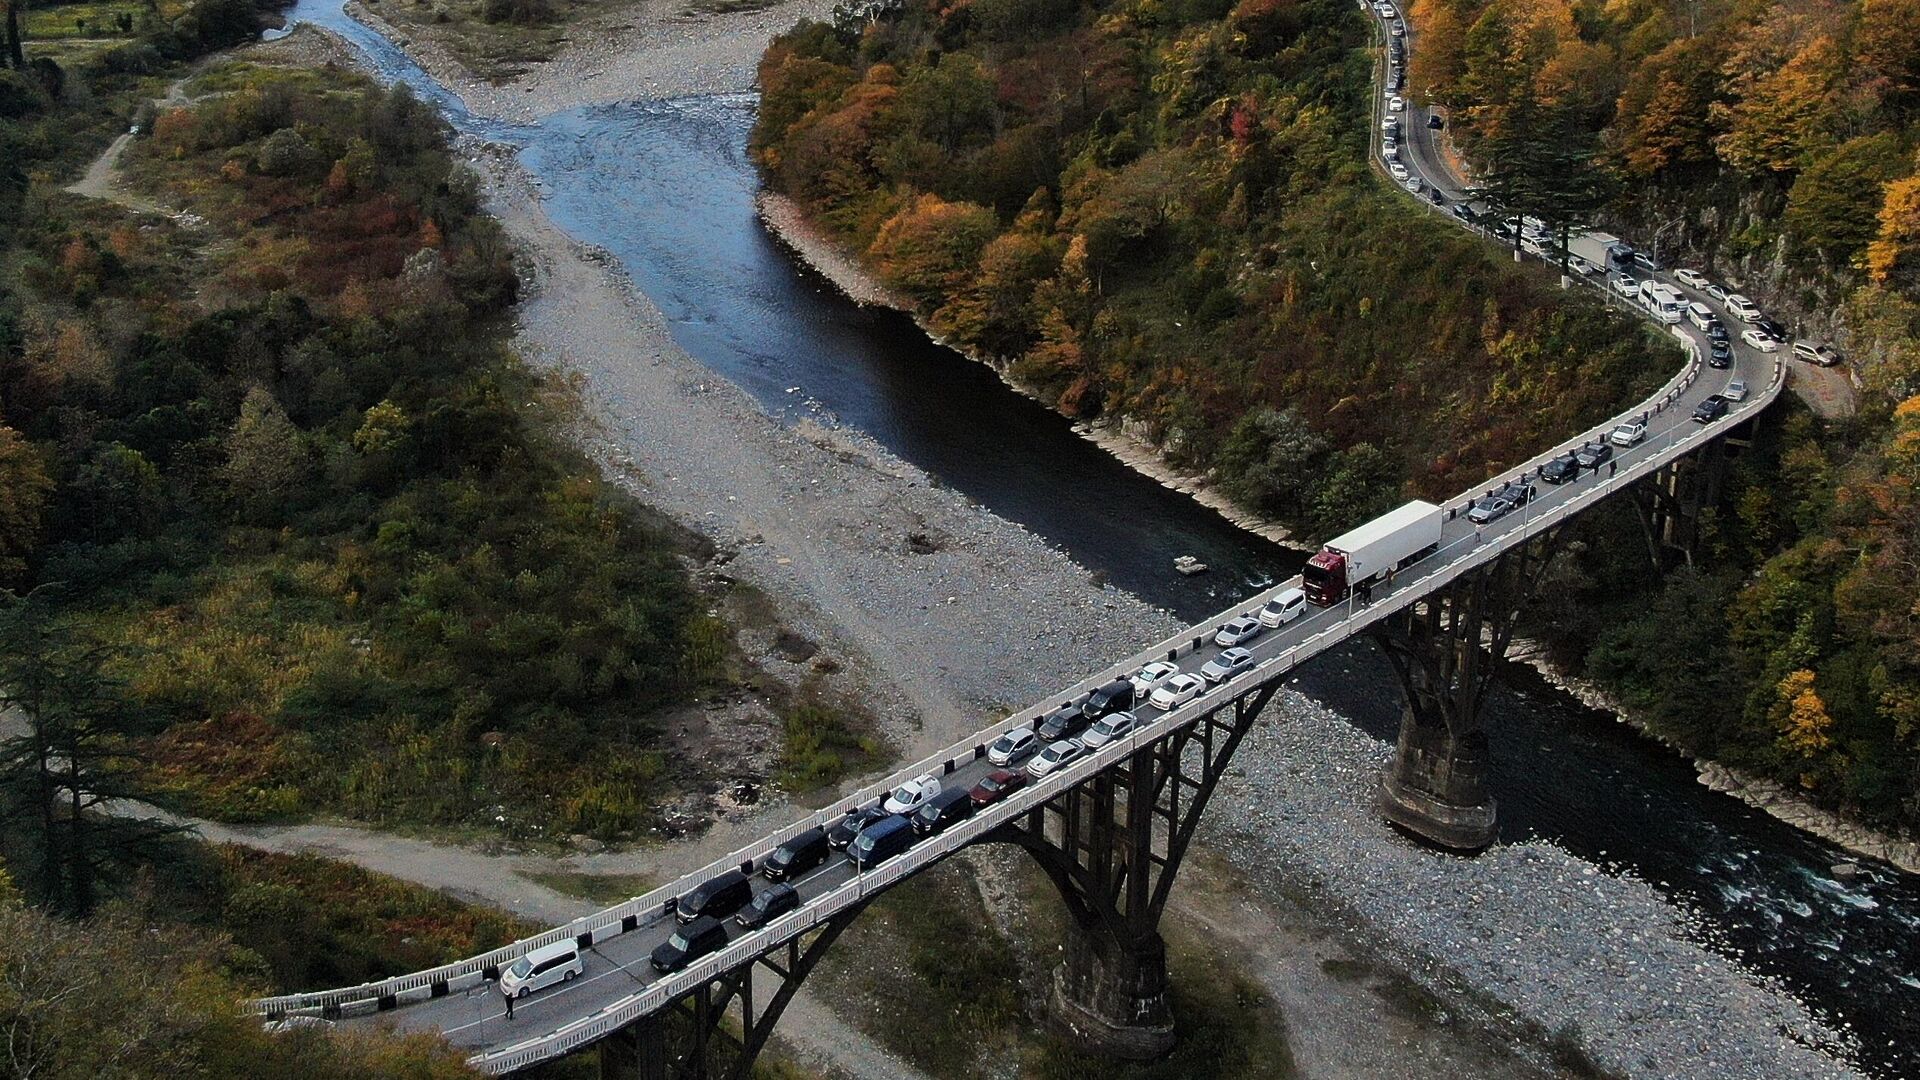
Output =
[{"x1": 755, "y1": 0, "x2": 1667, "y2": 535}]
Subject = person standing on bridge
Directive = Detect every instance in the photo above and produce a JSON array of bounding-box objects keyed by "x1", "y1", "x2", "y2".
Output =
[{"x1": 503, "y1": 982, "x2": 515, "y2": 1020}]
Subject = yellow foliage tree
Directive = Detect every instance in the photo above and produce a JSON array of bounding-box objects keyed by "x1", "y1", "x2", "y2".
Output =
[
  {"x1": 1776, "y1": 668, "x2": 1834, "y2": 759},
  {"x1": 1866, "y1": 165, "x2": 1920, "y2": 286}
]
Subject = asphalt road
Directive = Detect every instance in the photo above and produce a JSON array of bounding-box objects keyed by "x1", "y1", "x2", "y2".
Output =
[{"x1": 334, "y1": 10, "x2": 1782, "y2": 1063}]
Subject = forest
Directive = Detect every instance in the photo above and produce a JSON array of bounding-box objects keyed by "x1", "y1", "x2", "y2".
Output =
[
  {"x1": 753, "y1": 0, "x2": 1920, "y2": 832},
  {"x1": 1401, "y1": 0, "x2": 1920, "y2": 831},
  {"x1": 751, "y1": 0, "x2": 1676, "y2": 539}
]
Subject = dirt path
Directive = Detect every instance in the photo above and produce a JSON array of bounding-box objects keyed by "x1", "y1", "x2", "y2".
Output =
[
  {"x1": 1786, "y1": 358, "x2": 1858, "y2": 419},
  {"x1": 63, "y1": 78, "x2": 188, "y2": 212}
]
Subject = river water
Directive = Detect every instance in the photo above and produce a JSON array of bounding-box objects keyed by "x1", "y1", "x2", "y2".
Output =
[{"x1": 276, "y1": 6, "x2": 1919, "y2": 1074}]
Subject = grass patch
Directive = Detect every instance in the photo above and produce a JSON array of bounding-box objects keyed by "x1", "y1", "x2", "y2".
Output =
[
  {"x1": 777, "y1": 693, "x2": 883, "y2": 791},
  {"x1": 523, "y1": 870, "x2": 657, "y2": 905},
  {"x1": 681, "y1": 0, "x2": 782, "y2": 14},
  {"x1": 358, "y1": 0, "x2": 603, "y2": 81},
  {"x1": 23, "y1": 0, "x2": 188, "y2": 39},
  {"x1": 144, "y1": 840, "x2": 538, "y2": 992}
]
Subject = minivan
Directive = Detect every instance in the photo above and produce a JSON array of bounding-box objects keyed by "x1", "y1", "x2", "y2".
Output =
[
  {"x1": 500, "y1": 940, "x2": 583, "y2": 999},
  {"x1": 1081, "y1": 679, "x2": 1136, "y2": 723},
  {"x1": 911, "y1": 788, "x2": 976, "y2": 836},
  {"x1": 651, "y1": 915, "x2": 729, "y2": 973},
  {"x1": 1685, "y1": 302, "x2": 1715, "y2": 331},
  {"x1": 676, "y1": 868, "x2": 753, "y2": 924},
  {"x1": 763, "y1": 827, "x2": 830, "y2": 882},
  {"x1": 1257, "y1": 588, "x2": 1306, "y2": 628},
  {"x1": 849, "y1": 814, "x2": 916, "y2": 870}
]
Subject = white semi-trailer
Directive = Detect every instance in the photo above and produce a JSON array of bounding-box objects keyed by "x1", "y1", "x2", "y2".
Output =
[
  {"x1": 1301, "y1": 500, "x2": 1444, "y2": 606},
  {"x1": 1569, "y1": 230, "x2": 1633, "y2": 274}
]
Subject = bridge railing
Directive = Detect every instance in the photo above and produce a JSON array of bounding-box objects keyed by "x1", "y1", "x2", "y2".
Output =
[
  {"x1": 255, "y1": 313, "x2": 1752, "y2": 1026},
  {"x1": 396, "y1": 345, "x2": 1783, "y2": 1072}
]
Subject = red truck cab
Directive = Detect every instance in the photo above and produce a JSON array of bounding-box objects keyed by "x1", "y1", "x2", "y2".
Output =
[{"x1": 1302, "y1": 549, "x2": 1348, "y2": 606}]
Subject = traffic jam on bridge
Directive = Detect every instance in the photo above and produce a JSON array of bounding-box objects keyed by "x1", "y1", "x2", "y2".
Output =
[{"x1": 259, "y1": 10, "x2": 1785, "y2": 1072}]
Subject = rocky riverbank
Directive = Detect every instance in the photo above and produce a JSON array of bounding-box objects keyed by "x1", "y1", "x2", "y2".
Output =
[
  {"x1": 756, "y1": 191, "x2": 1303, "y2": 550},
  {"x1": 1207, "y1": 691, "x2": 1864, "y2": 1080}
]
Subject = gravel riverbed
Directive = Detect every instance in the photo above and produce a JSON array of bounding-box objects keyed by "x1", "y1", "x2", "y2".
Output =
[{"x1": 1207, "y1": 690, "x2": 1863, "y2": 1080}]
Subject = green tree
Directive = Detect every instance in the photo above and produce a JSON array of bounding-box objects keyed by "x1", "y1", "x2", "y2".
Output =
[
  {"x1": 0, "y1": 591, "x2": 180, "y2": 916},
  {"x1": 221, "y1": 386, "x2": 310, "y2": 523},
  {"x1": 1214, "y1": 407, "x2": 1329, "y2": 520},
  {"x1": 1782, "y1": 134, "x2": 1908, "y2": 271},
  {"x1": 0, "y1": 425, "x2": 50, "y2": 582}
]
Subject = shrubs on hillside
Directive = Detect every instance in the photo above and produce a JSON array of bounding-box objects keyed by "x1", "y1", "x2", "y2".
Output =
[
  {"x1": 1, "y1": 65, "x2": 723, "y2": 838},
  {"x1": 752, "y1": 0, "x2": 1671, "y2": 541}
]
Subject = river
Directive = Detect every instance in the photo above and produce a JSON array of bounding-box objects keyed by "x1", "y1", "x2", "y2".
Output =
[{"x1": 273, "y1": 6, "x2": 1919, "y2": 1075}]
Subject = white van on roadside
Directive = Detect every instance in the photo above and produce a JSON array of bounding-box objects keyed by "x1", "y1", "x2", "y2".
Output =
[{"x1": 500, "y1": 940, "x2": 584, "y2": 999}]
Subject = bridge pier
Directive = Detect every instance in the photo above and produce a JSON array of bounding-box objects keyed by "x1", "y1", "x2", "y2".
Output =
[
  {"x1": 596, "y1": 907, "x2": 864, "y2": 1080},
  {"x1": 992, "y1": 682, "x2": 1278, "y2": 1058},
  {"x1": 1371, "y1": 529, "x2": 1564, "y2": 851},
  {"x1": 1050, "y1": 919, "x2": 1174, "y2": 1057}
]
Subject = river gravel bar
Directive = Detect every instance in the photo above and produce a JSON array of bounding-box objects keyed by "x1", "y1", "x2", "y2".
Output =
[{"x1": 1207, "y1": 690, "x2": 1863, "y2": 1080}]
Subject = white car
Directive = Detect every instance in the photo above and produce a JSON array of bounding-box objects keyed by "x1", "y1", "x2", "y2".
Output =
[
  {"x1": 1725, "y1": 294, "x2": 1761, "y2": 322},
  {"x1": 1609, "y1": 419, "x2": 1647, "y2": 447},
  {"x1": 1257, "y1": 588, "x2": 1307, "y2": 628},
  {"x1": 1149, "y1": 673, "x2": 1207, "y2": 711},
  {"x1": 1611, "y1": 275, "x2": 1640, "y2": 299},
  {"x1": 883, "y1": 774, "x2": 940, "y2": 815},
  {"x1": 1567, "y1": 254, "x2": 1596, "y2": 276},
  {"x1": 1724, "y1": 380, "x2": 1750, "y2": 403},
  {"x1": 987, "y1": 726, "x2": 1039, "y2": 767},
  {"x1": 1200, "y1": 647, "x2": 1255, "y2": 684},
  {"x1": 1704, "y1": 283, "x2": 1729, "y2": 303},
  {"x1": 1388, "y1": 161, "x2": 1410, "y2": 181},
  {"x1": 1675, "y1": 269, "x2": 1709, "y2": 289},
  {"x1": 1388, "y1": 94, "x2": 1405, "y2": 112},
  {"x1": 1130, "y1": 661, "x2": 1181, "y2": 698},
  {"x1": 1027, "y1": 739, "x2": 1086, "y2": 779},
  {"x1": 1215, "y1": 616, "x2": 1263, "y2": 647},
  {"x1": 1081, "y1": 711, "x2": 1137, "y2": 749},
  {"x1": 1740, "y1": 328, "x2": 1778, "y2": 352}
]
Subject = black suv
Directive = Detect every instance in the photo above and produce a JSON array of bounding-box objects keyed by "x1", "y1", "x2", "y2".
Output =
[
  {"x1": 1692, "y1": 395, "x2": 1730, "y2": 424},
  {"x1": 1037, "y1": 702, "x2": 1091, "y2": 742},
  {"x1": 1573, "y1": 439, "x2": 1613, "y2": 470},
  {"x1": 1540, "y1": 453, "x2": 1580, "y2": 485},
  {"x1": 1080, "y1": 679, "x2": 1136, "y2": 723}
]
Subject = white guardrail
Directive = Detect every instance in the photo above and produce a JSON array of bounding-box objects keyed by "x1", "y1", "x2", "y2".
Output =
[
  {"x1": 254, "y1": 322, "x2": 1781, "y2": 1072},
  {"x1": 462, "y1": 335, "x2": 1783, "y2": 1074},
  {"x1": 254, "y1": 23, "x2": 1782, "y2": 1058}
]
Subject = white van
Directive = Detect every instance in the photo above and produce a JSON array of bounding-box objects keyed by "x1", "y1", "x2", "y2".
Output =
[
  {"x1": 1685, "y1": 302, "x2": 1715, "y2": 330},
  {"x1": 500, "y1": 940, "x2": 584, "y2": 999},
  {"x1": 1638, "y1": 281, "x2": 1684, "y2": 324}
]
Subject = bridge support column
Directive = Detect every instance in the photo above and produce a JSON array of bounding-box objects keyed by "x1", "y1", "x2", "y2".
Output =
[
  {"x1": 1372, "y1": 528, "x2": 1564, "y2": 851},
  {"x1": 597, "y1": 907, "x2": 864, "y2": 1080},
  {"x1": 992, "y1": 682, "x2": 1279, "y2": 1058},
  {"x1": 1050, "y1": 919, "x2": 1173, "y2": 1057},
  {"x1": 1631, "y1": 435, "x2": 1740, "y2": 572}
]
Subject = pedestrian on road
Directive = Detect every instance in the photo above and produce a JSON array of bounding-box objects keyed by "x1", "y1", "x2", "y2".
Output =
[
  {"x1": 1609, "y1": 460, "x2": 1618, "y2": 477},
  {"x1": 503, "y1": 983, "x2": 514, "y2": 1020}
]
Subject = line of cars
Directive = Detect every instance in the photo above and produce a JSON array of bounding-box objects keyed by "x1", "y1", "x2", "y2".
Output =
[{"x1": 623, "y1": 587, "x2": 1321, "y2": 986}]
